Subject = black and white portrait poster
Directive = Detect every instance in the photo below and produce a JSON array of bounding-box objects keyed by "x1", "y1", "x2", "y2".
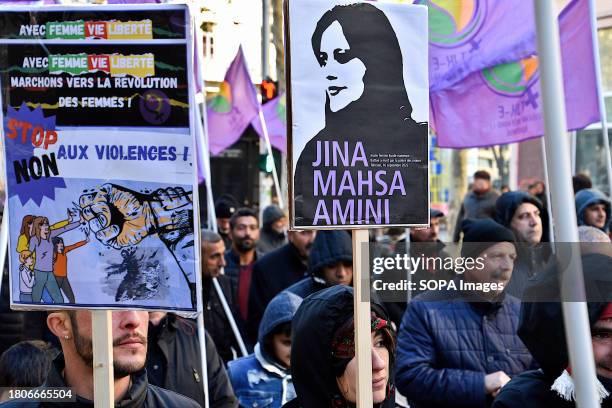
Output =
[{"x1": 287, "y1": 0, "x2": 429, "y2": 229}]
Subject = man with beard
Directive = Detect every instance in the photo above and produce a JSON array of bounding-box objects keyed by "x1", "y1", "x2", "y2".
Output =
[
  {"x1": 453, "y1": 170, "x2": 500, "y2": 242},
  {"x1": 257, "y1": 204, "x2": 288, "y2": 255},
  {"x1": 1, "y1": 310, "x2": 200, "y2": 407},
  {"x1": 396, "y1": 219, "x2": 535, "y2": 408},
  {"x1": 246, "y1": 230, "x2": 317, "y2": 344},
  {"x1": 224, "y1": 208, "x2": 261, "y2": 324}
]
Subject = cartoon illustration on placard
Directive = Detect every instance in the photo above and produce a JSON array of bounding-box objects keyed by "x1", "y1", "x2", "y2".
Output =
[{"x1": 10, "y1": 183, "x2": 194, "y2": 307}]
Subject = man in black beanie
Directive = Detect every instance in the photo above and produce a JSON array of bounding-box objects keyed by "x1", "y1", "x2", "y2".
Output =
[
  {"x1": 396, "y1": 219, "x2": 535, "y2": 408},
  {"x1": 215, "y1": 194, "x2": 238, "y2": 249}
]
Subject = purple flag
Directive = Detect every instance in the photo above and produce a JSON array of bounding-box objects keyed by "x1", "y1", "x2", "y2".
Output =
[
  {"x1": 0, "y1": 0, "x2": 57, "y2": 3},
  {"x1": 206, "y1": 47, "x2": 259, "y2": 155},
  {"x1": 431, "y1": 0, "x2": 599, "y2": 149},
  {"x1": 251, "y1": 94, "x2": 287, "y2": 153},
  {"x1": 416, "y1": 0, "x2": 536, "y2": 91},
  {"x1": 107, "y1": 0, "x2": 162, "y2": 3}
]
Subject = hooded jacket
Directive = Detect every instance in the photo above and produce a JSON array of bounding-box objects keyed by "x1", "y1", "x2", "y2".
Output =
[
  {"x1": 258, "y1": 205, "x2": 288, "y2": 255},
  {"x1": 228, "y1": 292, "x2": 302, "y2": 408},
  {"x1": 284, "y1": 231, "x2": 352, "y2": 299},
  {"x1": 247, "y1": 243, "x2": 309, "y2": 344},
  {"x1": 575, "y1": 188, "x2": 611, "y2": 232},
  {"x1": 493, "y1": 253, "x2": 612, "y2": 407},
  {"x1": 494, "y1": 192, "x2": 551, "y2": 297},
  {"x1": 283, "y1": 285, "x2": 395, "y2": 408},
  {"x1": 0, "y1": 353, "x2": 201, "y2": 408}
]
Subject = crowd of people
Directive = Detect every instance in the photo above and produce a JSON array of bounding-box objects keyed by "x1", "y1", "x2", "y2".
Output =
[{"x1": 0, "y1": 170, "x2": 610, "y2": 407}]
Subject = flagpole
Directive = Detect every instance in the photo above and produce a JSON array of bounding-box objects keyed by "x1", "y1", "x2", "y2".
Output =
[
  {"x1": 588, "y1": 0, "x2": 612, "y2": 195},
  {"x1": 0, "y1": 200, "x2": 8, "y2": 297},
  {"x1": 193, "y1": 4, "x2": 249, "y2": 359},
  {"x1": 197, "y1": 107, "x2": 248, "y2": 357},
  {"x1": 540, "y1": 138, "x2": 555, "y2": 243},
  {"x1": 191, "y1": 5, "x2": 211, "y2": 408},
  {"x1": 258, "y1": 110, "x2": 285, "y2": 209},
  {"x1": 534, "y1": 2, "x2": 600, "y2": 408}
]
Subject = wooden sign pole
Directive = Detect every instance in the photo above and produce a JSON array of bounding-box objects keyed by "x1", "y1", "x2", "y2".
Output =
[
  {"x1": 0, "y1": 201, "x2": 8, "y2": 292},
  {"x1": 352, "y1": 229, "x2": 373, "y2": 407},
  {"x1": 92, "y1": 310, "x2": 114, "y2": 408}
]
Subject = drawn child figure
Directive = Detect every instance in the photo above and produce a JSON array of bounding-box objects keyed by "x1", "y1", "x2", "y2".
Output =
[
  {"x1": 29, "y1": 216, "x2": 81, "y2": 303},
  {"x1": 52, "y1": 233, "x2": 89, "y2": 304},
  {"x1": 18, "y1": 251, "x2": 35, "y2": 302}
]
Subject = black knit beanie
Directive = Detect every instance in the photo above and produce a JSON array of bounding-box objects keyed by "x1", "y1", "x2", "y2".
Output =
[{"x1": 460, "y1": 218, "x2": 516, "y2": 258}]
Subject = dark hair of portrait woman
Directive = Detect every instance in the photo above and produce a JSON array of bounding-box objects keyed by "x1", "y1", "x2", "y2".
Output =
[{"x1": 310, "y1": 2, "x2": 423, "y2": 134}]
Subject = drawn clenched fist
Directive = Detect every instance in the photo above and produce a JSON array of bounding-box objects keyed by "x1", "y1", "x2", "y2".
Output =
[{"x1": 79, "y1": 184, "x2": 192, "y2": 249}]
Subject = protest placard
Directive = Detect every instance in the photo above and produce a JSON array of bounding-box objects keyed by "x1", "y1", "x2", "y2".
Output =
[
  {"x1": 287, "y1": 0, "x2": 430, "y2": 229},
  {"x1": 0, "y1": 4, "x2": 199, "y2": 311}
]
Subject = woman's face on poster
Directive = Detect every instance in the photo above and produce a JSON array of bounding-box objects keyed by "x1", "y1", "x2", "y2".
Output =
[{"x1": 318, "y1": 20, "x2": 366, "y2": 113}]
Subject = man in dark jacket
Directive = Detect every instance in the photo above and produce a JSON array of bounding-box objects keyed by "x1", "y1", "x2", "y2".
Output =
[
  {"x1": 284, "y1": 231, "x2": 352, "y2": 299},
  {"x1": 215, "y1": 194, "x2": 239, "y2": 249},
  {"x1": 201, "y1": 229, "x2": 243, "y2": 362},
  {"x1": 0, "y1": 310, "x2": 200, "y2": 407},
  {"x1": 257, "y1": 204, "x2": 288, "y2": 255},
  {"x1": 395, "y1": 219, "x2": 535, "y2": 408},
  {"x1": 495, "y1": 191, "x2": 550, "y2": 297},
  {"x1": 246, "y1": 230, "x2": 316, "y2": 344},
  {"x1": 493, "y1": 252, "x2": 612, "y2": 407},
  {"x1": 453, "y1": 170, "x2": 500, "y2": 242},
  {"x1": 147, "y1": 312, "x2": 237, "y2": 407},
  {"x1": 224, "y1": 208, "x2": 262, "y2": 323}
]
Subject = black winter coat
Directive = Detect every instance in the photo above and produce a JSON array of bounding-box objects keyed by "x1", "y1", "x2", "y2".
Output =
[
  {"x1": 246, "y1": 243, "x2": 308, "y2": 343},
  {"x1": 493, "y1": 369, "x2": 612, "y2": 408},
  {"x1": 0, "y1": 353, "x2": 200, "y2": 408},
  {"x1": 146, "y1": 314, "x2": 238, "y2": 408},
  {"x1": 202, "y1": 275, "x2": 243, "y2": 363}
]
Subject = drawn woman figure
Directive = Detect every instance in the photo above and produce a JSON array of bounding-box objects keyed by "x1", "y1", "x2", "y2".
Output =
[
  {"x1": 29, "y1": 216, "x2": 81, "y2": 303},
  {"x1": 293, "y1": 3, "x2": 428, "y2": 227},
  {"x1": 17, "y1": 210, "x2": 76, "y2": 254},
  {"x1": 52, "y1": 233, "x2": 89, "y2": 304}
]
